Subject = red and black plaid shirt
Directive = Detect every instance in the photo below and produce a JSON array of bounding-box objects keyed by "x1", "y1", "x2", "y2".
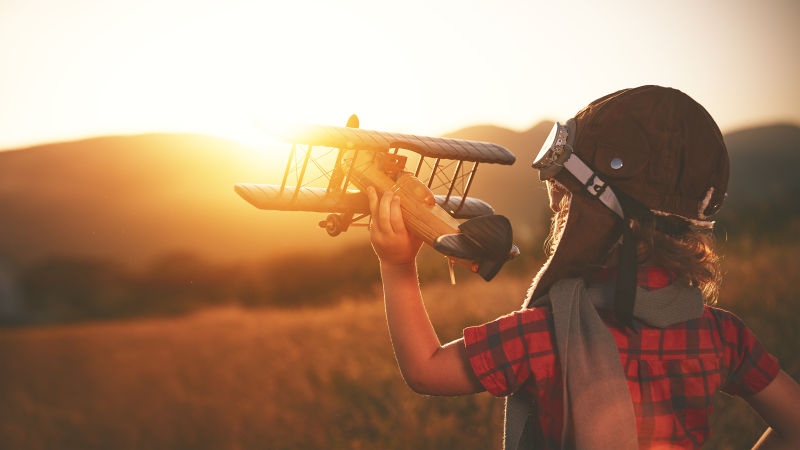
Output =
[{"x1": 463, "y1": 268, "x2": 780, "y2": 448}]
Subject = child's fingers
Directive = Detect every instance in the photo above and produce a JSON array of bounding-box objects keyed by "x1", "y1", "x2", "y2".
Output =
[
  {"x1": 389, "y1": 195, "x2": 407, "y2": 235},
  {"x1": 366, "y1": 186, "x2": 378, "y2": 218},
  {"x1": 377, "y1": 190, "x2": 394, "y2": 234},
  {"x1": 366, "y1": 187, "x2": 378, "y2": 235}
]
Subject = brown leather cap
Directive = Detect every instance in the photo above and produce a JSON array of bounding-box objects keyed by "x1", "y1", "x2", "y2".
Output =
[{"x1": 571, "y1": 85, "x2": 729, "y2": 221}]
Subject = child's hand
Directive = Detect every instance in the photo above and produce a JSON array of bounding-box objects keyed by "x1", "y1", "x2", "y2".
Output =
[{"x1": 366, "y1": 186, "x2": 423, "y2": 266}]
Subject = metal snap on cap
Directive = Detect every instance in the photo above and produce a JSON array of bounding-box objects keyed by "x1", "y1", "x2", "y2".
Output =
[{"x1": 610, "y1": 157, "x2": 624, "y2": 170}]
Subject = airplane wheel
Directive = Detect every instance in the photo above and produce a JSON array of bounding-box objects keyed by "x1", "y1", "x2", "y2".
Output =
[{"x1": 325, "y1": 213, "x2": 343, "y2": 237}]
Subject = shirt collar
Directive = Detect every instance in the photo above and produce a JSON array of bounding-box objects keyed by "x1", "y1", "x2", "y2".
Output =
[{"x1": 585, "y1": 267, "x2": 677, "y2": 289}]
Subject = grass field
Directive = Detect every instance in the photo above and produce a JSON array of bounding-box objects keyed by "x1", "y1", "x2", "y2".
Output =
[{"x1": 1, "y1": 241, "x2": 798, "y2": 449}]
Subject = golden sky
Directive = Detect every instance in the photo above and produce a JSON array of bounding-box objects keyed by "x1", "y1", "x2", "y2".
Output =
[{"x1": 0, "y1": 0, "x2": 798, "y2": 150}]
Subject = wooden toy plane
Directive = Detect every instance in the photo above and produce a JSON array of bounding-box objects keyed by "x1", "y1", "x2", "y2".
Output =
[{"x1": 235, "y1": 115, "x2": 519, "y2": 282}]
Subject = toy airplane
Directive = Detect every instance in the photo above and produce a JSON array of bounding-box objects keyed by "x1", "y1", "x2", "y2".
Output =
[{"x1": 235, "y1": 115, "x2": 519, "y2": 282}]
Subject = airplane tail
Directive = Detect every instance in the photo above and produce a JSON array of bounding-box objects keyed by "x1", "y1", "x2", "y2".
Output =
[{"x1": 433, "y1": 215, "x2": 519, "y2": 281}]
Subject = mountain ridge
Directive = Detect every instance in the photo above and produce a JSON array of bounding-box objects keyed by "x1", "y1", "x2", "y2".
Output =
[{"x1": 1, "y1": 122, "x2": 798, "y2": 267}]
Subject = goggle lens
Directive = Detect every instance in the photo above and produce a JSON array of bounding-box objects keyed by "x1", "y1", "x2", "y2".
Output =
[{"x1": 532, "y1": 122, "x2": 560, "y2": 168}]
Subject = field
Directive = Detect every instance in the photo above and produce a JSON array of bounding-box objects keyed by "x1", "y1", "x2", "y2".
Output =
[{"x1": 1, "y1": 241, "x2": 799, "y2": 449}]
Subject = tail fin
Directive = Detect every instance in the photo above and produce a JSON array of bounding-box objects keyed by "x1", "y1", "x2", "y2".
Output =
[{"x1": 433, "y1": 215, "x2": 517, "y2": 281}]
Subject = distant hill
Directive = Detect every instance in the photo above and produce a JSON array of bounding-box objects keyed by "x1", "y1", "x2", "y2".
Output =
[
  {"x1": 1, "y1": 123, "x2": 798, "y2": 268},
  {"x1": 447, "y1": 122, "x2": 800, "y2": 239},
  {"x1": 723, "y1": 124, "x2": 800, "y2": 203},
  {"x1": 0, "y1": 134, "x2": 362, "y2": 267},
  {"x1": 714, "y1": 123, "x2": 800, "y2": 234}
]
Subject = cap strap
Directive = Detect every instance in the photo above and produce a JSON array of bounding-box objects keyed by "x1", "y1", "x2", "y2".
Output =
[
  {"x1": 563, "y1": 154, "x2": 625, "y2": 218},
  {"x1": 614, "y1": 224, "x2": 638, "y2": 328}
]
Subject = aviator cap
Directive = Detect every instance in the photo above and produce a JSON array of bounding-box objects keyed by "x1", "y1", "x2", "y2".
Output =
[{"x1": 571, "y1": 85, "x2": 729, "y2": 223}]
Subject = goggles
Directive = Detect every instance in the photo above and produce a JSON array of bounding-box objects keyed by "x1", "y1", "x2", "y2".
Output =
[{"x1": 532, "y1": 120, "x2": 625, "y2": 219}]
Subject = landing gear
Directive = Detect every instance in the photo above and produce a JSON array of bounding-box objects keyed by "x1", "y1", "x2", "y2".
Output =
[{"x1": 319, "y1": 213, "x2": 346, "y2": 236}]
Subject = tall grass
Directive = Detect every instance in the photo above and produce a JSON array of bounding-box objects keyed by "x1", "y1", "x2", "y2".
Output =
[
  {"x1": 1, "y1": 242, "x2": 798, "y2": 449},
  {"x1": 708, "y1": 239, "x2": 800, "y2": 448}
]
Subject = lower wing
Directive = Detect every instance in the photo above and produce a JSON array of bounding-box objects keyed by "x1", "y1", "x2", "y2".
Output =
[{"x1": 234, "y1": 184, "x2": 494, "y2": 219}]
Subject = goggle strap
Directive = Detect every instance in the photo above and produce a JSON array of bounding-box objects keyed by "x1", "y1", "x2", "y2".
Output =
[{"x1": 562, "y1": 153, "x2": 625, "y2": 219}]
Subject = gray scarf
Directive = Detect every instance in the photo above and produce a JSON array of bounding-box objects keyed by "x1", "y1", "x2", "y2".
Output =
[{"x1": 504, "y1": 278, "x2": 704, "y2": 449}]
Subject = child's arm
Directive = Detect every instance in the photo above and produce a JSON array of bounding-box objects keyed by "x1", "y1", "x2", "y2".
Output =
[
  {"x1": 367, "y1": 187, "x2": 484, "y2": 395},
  {"x1": 747, "y1": 370, "x2": 800, "y2": 449}
]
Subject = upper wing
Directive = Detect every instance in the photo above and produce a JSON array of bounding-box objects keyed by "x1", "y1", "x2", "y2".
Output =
[
  {"x1": 235, "y1": 183, "x2": 494, "y2": 219},
  {"x1": 279, "y1": 124, "x2": 516, "y2": 165}
]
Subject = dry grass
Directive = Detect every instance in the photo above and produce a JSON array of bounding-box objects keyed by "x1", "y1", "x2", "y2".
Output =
[
  {"x1": 0, "y1": 275, "x2": 528, "y2": 449},
  {"x1": 707, "y1": 239, "x2": 800, "y2": 448},
  {"x1": 1, "y1": 242, "x2": 798, "y2": 449}
]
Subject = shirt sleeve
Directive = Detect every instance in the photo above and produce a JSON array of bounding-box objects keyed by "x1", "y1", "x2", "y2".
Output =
[
  {"x1": 714, "y1": 309, "x2": 780, "y2": 397},
  {"x1": 463, "y1": 307, "x2": 557, "y2": 397}
]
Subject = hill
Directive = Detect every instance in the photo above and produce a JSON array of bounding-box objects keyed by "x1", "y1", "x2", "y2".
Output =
[
  {"x1": 0, "y1": 122, "x2": 798, "y2": 324},
  {"x1": 1, "y1": 122, "x2": 798, "y2": 268},
  {"x1": 447, "y1": 122, "x2": 800, "y2": 239},
  {"x1": 724, "y1": 123, "x2": 800, "y2": 203},
  {"x1": 0, "y1": 128, "x2": 556, "y2": 269},
  {"x1": 0, "y1": 134, "x2": 362, "y2": 267}
]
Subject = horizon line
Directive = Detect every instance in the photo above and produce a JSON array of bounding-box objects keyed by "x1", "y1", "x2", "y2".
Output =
[{"x1": 1, "y1": 119, "x2": 798, "y2": 154}]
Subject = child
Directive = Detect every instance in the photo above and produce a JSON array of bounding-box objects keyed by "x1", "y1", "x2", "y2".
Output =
[{"x1": 366, "y1": 86, "x2": 800, "y2": 449}]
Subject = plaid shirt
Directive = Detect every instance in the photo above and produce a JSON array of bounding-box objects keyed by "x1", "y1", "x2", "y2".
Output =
[{"x1": 463, "y1": 269, "x2": 780, "y2": 448}]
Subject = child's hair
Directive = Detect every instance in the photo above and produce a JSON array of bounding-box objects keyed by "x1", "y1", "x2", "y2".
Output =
[
  {"x1": 545, "y1": 193, "x2": 722, "y2": 304},
  {"x1": 632, "y1": 213, "x2": 722, "y2": 304}
]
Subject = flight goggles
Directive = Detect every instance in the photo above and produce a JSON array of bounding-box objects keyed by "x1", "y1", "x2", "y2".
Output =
[{"x1": 532, "y1": 120, "x2": 624, "y2": 219}]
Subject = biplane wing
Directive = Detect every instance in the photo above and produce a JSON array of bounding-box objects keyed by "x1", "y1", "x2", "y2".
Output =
[
  {"x1": 280, "y1": 124, "x2": 516, "y2": 165},
  {"x1": 234, "y1": 184, "x2": 494, "y2": 218}
]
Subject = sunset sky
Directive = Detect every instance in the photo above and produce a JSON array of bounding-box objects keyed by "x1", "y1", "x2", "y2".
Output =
[{"x1": 1, "y1": 0, "x2": 798, "y2": 151}]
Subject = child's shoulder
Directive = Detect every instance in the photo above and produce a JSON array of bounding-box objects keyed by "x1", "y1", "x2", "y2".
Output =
[
  {"x1": 701, "y1": 305, "x2": 771, "y2": 352},
  {"x1": 478, "y1": 305, "x2": 554, "y2": 333},
  {"x1": 702, "y1": 304, "x2": 749, "y2": 329}
]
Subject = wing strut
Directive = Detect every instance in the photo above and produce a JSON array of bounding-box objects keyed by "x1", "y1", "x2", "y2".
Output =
[
  {"x1": 327, "y1": 149, "x2": 346, "y2": 193},
  {"x1": 341, "y1": 149, "x2": 361, "y2": 192},
  {"x1": 458, "y1": 162, "x2": 479, "y2": 212},
  {"x1": 427, "y1": 158, "x2": 441, "y2": 189},
  {"x1": 290, "y1": 145, "x2": 313, "y2": 203},
  {"x1": 414, "y1": 156, "x2": 425, "y2": 178},
  {"x1": 279, "y1": 143, "x2": 297, "y2": 194},
  {"x1": 444, "y1": 160, "x2": 464, "y2": 203}
]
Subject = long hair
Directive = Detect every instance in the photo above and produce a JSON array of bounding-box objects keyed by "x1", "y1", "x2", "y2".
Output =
[
  {"x1": 632, "y1": 213, "x2": 722, "y2": 304},
  {"x1": 544, "y1": 192, "x2": 722, "y2": 304}
]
